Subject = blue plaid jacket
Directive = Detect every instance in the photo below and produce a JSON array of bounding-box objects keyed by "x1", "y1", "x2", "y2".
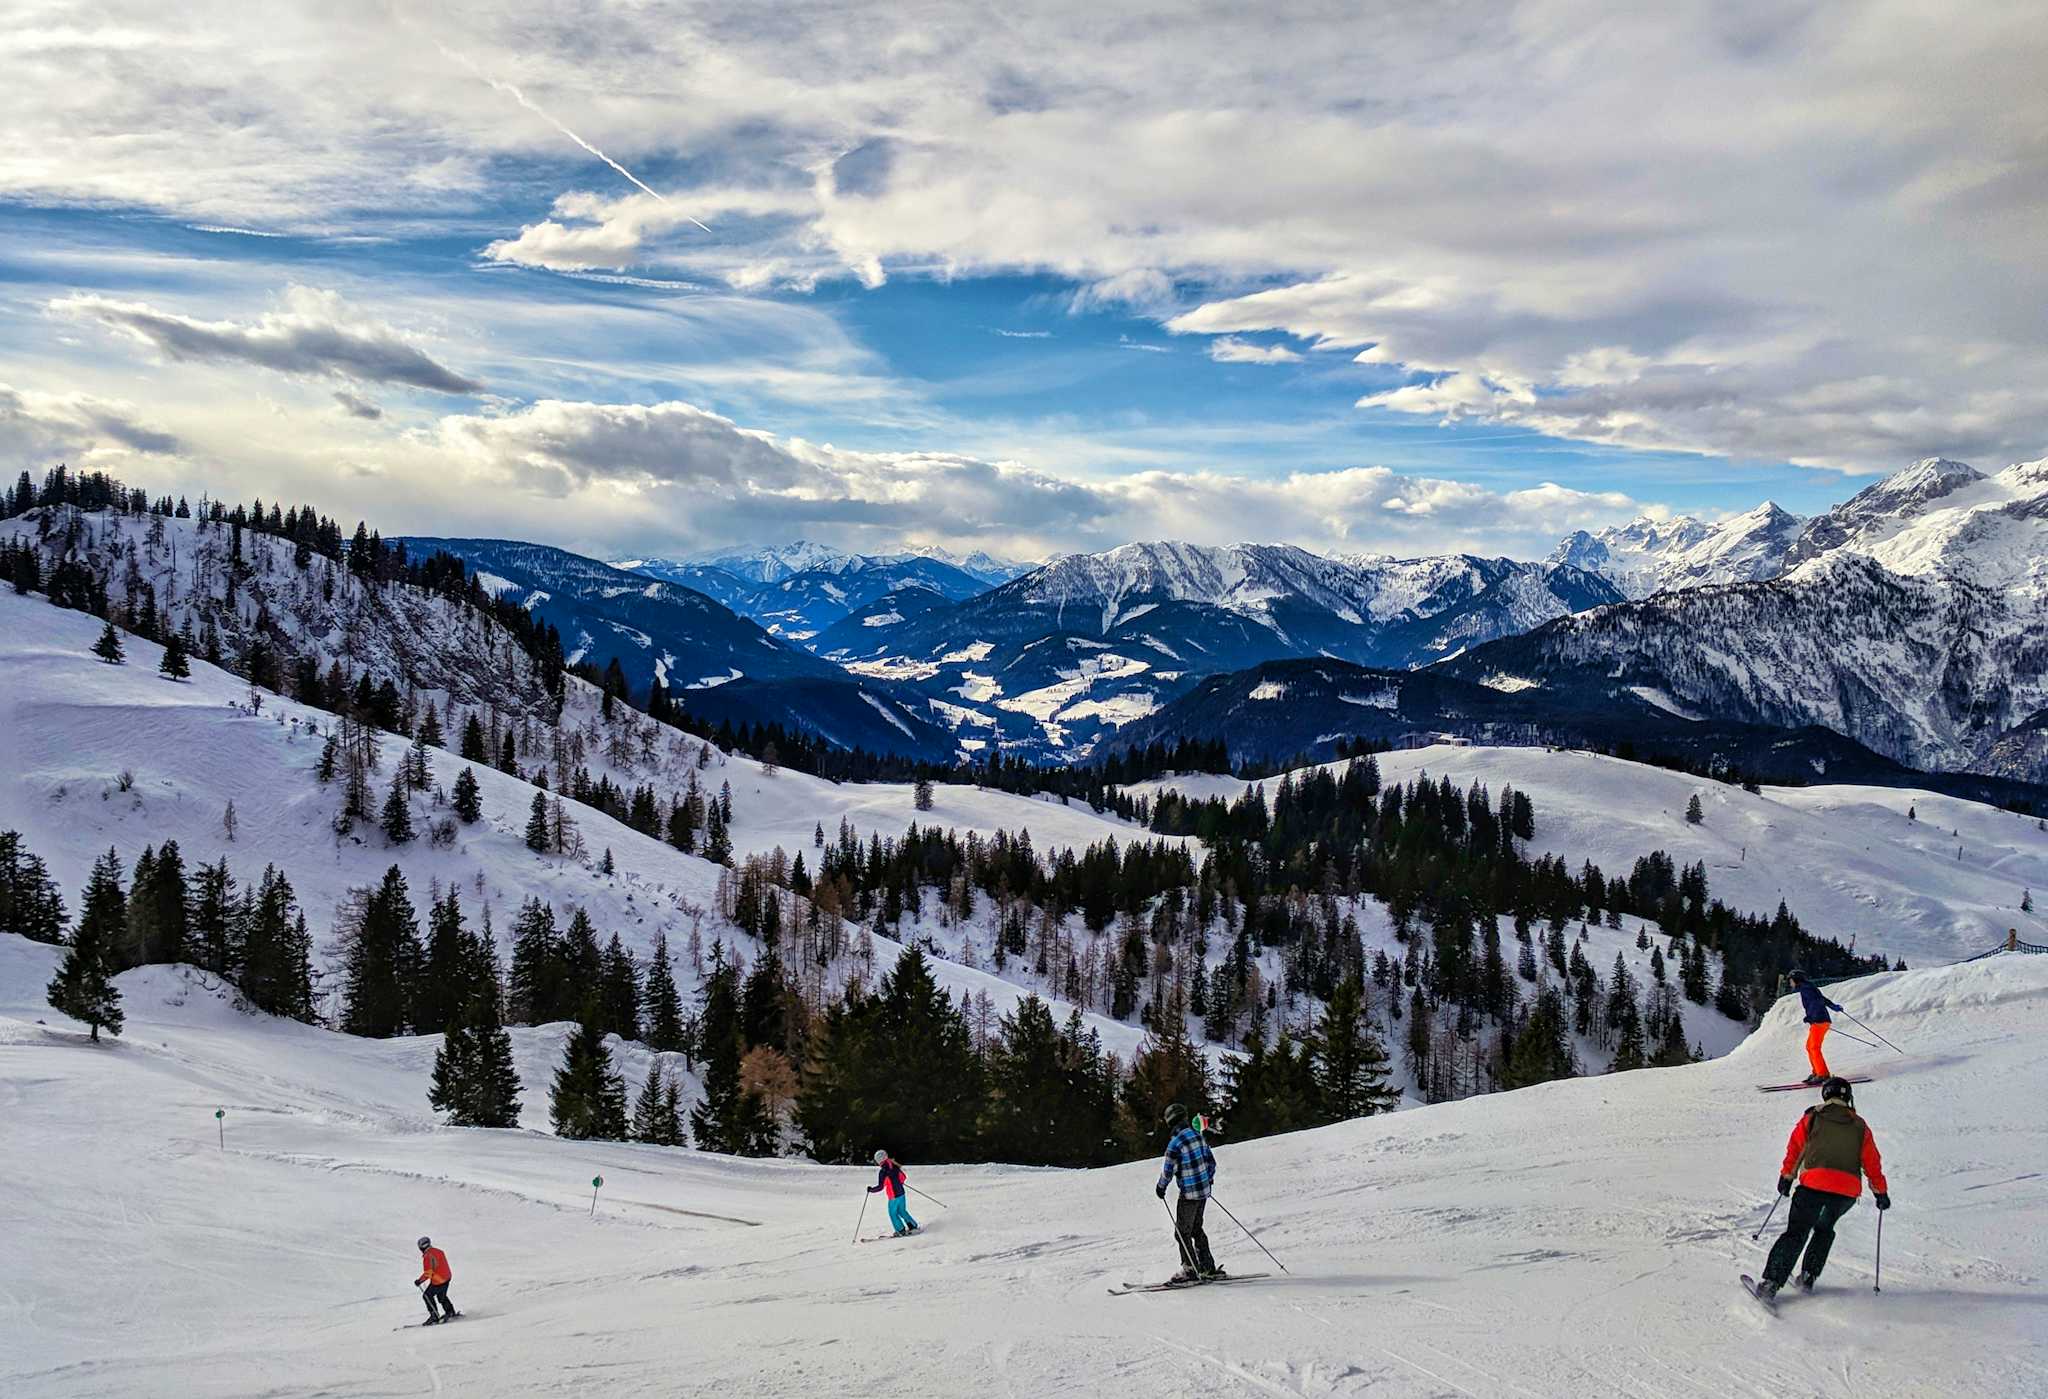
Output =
[{"x1": 1157, "y1": 1126, "x2": 1216, "y2": 1200}]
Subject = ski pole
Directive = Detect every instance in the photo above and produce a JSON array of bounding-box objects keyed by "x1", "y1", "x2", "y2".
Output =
[
  {"x1": 1838, "y1": 1009, "x2": 1905, "y2": 1056},
  {"x1": 853, "y1": 1190, "x2": 870, "y2": 1244},
  {"x1": 1873, "y1": 1209, "x2": 1883, "y2": 1293},
  {"x1": 906, "y1": 1184, "x2": 949, "y2": 1210},
  {"x1": 1751, "y1": 1195, "x2": 1783, "y2": 1242},
  {"x1": 1826, "y1": 1028, "x2": 1880, "y2": 1051},
  {"x1": 1210, "y1": 1195, "x2": 1290, "y2": 1274}
]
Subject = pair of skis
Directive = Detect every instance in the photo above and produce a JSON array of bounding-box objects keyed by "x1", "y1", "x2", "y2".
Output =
[
  {"x1": 1108, "y1": 1272, "x2": 1271, "y2": 1296},
  {"x1": 1756, "y1": 1075, "x2": 1870, "y2": 1093}
]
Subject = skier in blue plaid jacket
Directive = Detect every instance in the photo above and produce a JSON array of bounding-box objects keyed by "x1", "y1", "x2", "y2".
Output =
[{"x1": 1154, "y1": 1103, "x2": 1224, "y2": 1281}]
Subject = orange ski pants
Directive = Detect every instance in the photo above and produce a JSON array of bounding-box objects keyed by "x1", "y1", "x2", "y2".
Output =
[{"x1": 1805, "y1": 1022, "x2": 1831, "y2": 1078}]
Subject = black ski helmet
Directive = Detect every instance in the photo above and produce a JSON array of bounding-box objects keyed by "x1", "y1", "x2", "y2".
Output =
[
  {"x1": 1162, "y1": 1102, "x2": 1188, "y2": 1129},
  {"x1": 1821, "y1": 1076, "x2": 1855, "y2": 1106},
  {"x1": 1788, "y1": 968, "x2": 1808, "y2": 985},
  {"x1": 417, "y1": 1236, "x2": 431, "y2": 1250}
]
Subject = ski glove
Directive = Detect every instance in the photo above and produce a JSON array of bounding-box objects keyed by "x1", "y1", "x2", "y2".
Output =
[
  {"x1": 1156, "y1": 1182, "x2": 1168, "y2": 1200},
  {"x1": 1873, "y1": 1192, "x2": 1891, "y2": 1211},
  {"x1": 1776, "y1": 1176, "x2": 1792, "y2": 1197}
]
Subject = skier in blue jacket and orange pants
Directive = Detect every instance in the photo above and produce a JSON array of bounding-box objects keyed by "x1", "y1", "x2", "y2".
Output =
[
  {"x1": 869, "y1": 1150, "x2": 919, "y2": 1236},
  {"x1": 1790, "y1": 969, "x2": 1844, "y2": 1085}
]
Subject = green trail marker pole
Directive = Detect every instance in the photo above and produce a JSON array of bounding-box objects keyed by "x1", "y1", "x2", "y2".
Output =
[
  {"x1": 215, "y1": 1108, "x2": 224, "y2": 1151},
  {"x1": 590, "y1": 1175, "x2": 604, "y2": 1218}
]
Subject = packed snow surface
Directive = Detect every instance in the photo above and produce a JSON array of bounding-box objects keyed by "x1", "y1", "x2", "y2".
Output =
[
  {"x1": 4, "y1": 939, "x2": 2044, "y2": 1397},
  {"x1": 1127, "y1": 746, "x2": 2048, "y2": 966}
]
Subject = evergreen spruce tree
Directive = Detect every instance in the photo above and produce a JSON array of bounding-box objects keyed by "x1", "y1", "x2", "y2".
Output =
[
  {"x1": 460, "y1": 714, "x2": 489, "y2": 763},
  {"x1": 119, "y1": 840, "x2": 190, "y2": 969},
  {"x1": 524, "y1": 792, "x2": 550, "y2": 852},
  {"x1": 642, "y1": 933, "x2": 687, "y2": 1052},
  {"x1": 340, "y1": 866, "x2": 422, "y2": 1037},
  {"x1": 158, "y1": 632, "x2": 191, "y2": 680},
  {"x1": 1117, "y1": 991, "x2": 1213, "y2": 1154},
  {"x1": 549, "y1": 1014, "x2": 628, "y2": 1141},
  {"x1": 190, "y1": 858, "x2": 238, "y2": 976},
  {"x1": 1609, "y1": 1002, "x2": 1648, "y2": 1072},
  {"x1": 239, "y1": 866, "x2": 315, "y2": 1021},
  {"x1": 690, "y1": 945, "x2": 756, "y2": 1154},
  {"x1": 979, "y1": 994, "x2": 1116, "y2": 1166},
  {"x1": 451, "y1": 767, "x2": 482, "y2": 823},
  {"x1": 1686, "y1": 794, "x2": 1705, "y2": 825},
  {"x1": 507, "y1": 898, "x2": 562, "y2": 1025},
  {"x1": 1312, "y1": 975, "x2": 1400, "y2": 1119},
  {"x1": 406, "y1": 728, "x2": 433, "y2": 791},
  {"x1": 1224, "y1": 1025, "x2": 1324, "y2": 1140},
  {"x1": 562, "y1": 908, "x2": 603, "y2": 1005},
  {"x1": 415, "y1": 889, "x2": 468, "y2": 1036},
  {"x1": 463, "y1": 941, "x2": 524, "y2": 1128},
  {"x1": 0, "y1": 830, "x2": 69, "y2": 944},
  {"x1": 48, "y1": 848, "x2": 127, "y2": 1040},
  {"x1": 92, "y1": 620, "x2": 125, "y2": 664},
  {"x1": 431, "y1": 923, "x2": 522, "y2": 1128},
  {"x1": 599, "y1": 933, "x2": 641, "y2": 1041},
  {"x1": 632, "y1": 1062, "x2": 686, "y2": 1145},
  {"x1": 740, "y1": 938, "x2": 790, "y2": 1054},
  {"x1": 1502, "y1": 987, "x2": 1577, "y2": 1088},
  {"x1": 799, "y1": 948, "x2": 985, "y2": 1163},
  {"x1": 380, "y1": 769, "x2": 415, "y2": 845},
  {"x1": 702, "y1": 804, "x2": 732, "y2": 864}
]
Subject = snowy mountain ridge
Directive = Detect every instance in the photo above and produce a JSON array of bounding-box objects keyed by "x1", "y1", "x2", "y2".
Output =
[{"x1": 1452, "y1": 454, "x2": 2048, "y2": 779}]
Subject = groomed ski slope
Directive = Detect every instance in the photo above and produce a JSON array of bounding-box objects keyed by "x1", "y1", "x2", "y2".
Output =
[
  {"x1": 1126, "y1": 747, "x2": 2048, "y2": 968},
  {"x1": 4, "y1": 936, "x2": 2043, "y2": 1399}
]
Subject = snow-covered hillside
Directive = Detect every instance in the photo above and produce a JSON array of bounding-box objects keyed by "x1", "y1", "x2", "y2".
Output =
[
  {"x1": 1127, "y1": 746, "x2": 2048, "y2": 968},
  {"x1": 0, "y1": 585, "x2": 1757, "y2": 1093},
  {"x1": 6, "y1": 933, "x2": 2042, "y2": 1397},
  {"x1": 0, "y1": 587, "x2": 1173, "y2": 1060}
]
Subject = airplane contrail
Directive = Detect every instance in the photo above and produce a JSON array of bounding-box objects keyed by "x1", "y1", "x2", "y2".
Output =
[{"x1": 445, "y1": 47, "x2": 712, "y2": 234}]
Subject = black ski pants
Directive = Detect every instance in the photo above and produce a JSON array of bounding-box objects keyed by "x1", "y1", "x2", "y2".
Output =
[
  {"x1": 1764, "y1": 1185, "x2": 1857, "y2": 1287},
  {"x1": 422, "y1": 1281, "x2": 455, "y2": 1319},
  {"x1": 1174, "y1": 1195, "x2": 1217, "y2": 1274}
]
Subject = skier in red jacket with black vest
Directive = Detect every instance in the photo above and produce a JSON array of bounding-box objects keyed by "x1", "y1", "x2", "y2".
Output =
[{"x1": 1755, "y1": 1077, "x2": 1889, "y2": 1301}]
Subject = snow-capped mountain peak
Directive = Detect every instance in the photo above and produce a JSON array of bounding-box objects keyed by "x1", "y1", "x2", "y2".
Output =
[{"x1": 1545, "y1": 505, "x2": 1801, "y2": 600}]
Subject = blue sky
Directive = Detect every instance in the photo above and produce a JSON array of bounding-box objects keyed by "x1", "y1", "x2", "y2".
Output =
[{"x1": 2, "y1": 3, "x2": 2041, "y2": 562}]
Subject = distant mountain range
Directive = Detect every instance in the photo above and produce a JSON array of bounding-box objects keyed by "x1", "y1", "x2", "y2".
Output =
[
  {"x1": 400, "y1": 453, "x2": 2048, "y2": 785},
  {"x1": 805, "y1": 542, "x2": 1624, "y2": 761},
  {"x1": 396, "y1": 538, "x2": 958, "y2": 760},
  {"x1": 612, "y1": 542, "x2": 1026, "y2": 643}
]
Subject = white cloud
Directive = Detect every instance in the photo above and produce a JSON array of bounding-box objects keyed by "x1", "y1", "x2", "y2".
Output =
[
  {"x1": 1208, "y1": 336, "x2": 1303, "y2": 365},
  {"x1": 3, "y1": 4, "x2": 2045, "y2": 471},
  {"x1": 51, "y1": 287, "x2": 484, "y2": 394},
  {"x1": 428, "y1": 396, "x2": 1649, "y2": 560},
  {"x1": 0, "y1": 381, "x2": 181, "y2": 462}
]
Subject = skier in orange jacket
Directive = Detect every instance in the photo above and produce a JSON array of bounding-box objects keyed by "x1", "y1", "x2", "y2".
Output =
[
  {"x1": 1754, "y1": 1077, "x2": 1890, "y2": 1301},
  {"x1": 415, "y1": 1236, "x2": 460, "y2": 1325}
]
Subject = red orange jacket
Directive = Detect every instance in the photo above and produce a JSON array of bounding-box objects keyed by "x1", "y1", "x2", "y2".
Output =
[
  {"x1": 1780, "y1": 1113, "x2": 1889, "y2": 1198},
  {"x1": 416, "y1": 1246, "x2": 452, "y2": 1286}
]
